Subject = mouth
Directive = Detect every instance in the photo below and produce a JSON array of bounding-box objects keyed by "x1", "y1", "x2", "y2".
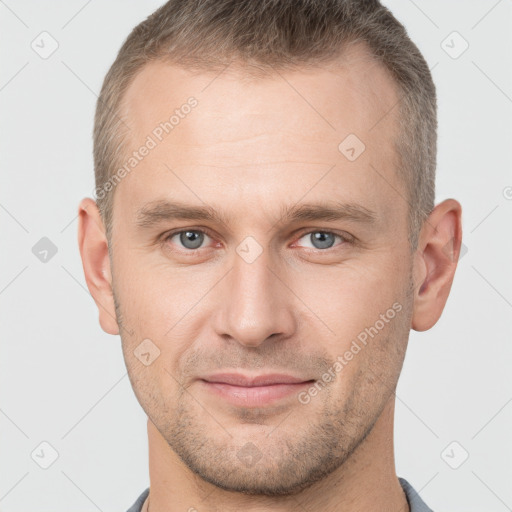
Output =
[{"x1": 199, "y1": 373, "x2": 315, "y2": 407}]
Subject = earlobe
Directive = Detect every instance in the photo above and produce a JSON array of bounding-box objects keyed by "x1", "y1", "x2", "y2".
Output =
[
  {"x1": 411, "y1": 198, "x2": 463, "y2": 332},
  {"x1": 77, "y1": 198, "x2": 120, "y2": 335}
]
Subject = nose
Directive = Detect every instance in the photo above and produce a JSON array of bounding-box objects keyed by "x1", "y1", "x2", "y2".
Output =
[{"x1": 213, "y1": 246, "x2": 297, "y2": 348}]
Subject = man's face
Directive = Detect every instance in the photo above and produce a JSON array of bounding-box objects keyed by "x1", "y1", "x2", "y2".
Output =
[{"x1": 110, "y1": 45, "x2": 415, "y2": 495}]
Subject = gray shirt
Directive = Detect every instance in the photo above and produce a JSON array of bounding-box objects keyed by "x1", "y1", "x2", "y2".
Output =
[{"x1": 126, "y1": 477, "x2": 433, "y2": 511}]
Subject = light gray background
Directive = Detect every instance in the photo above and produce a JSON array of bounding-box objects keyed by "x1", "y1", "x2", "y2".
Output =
[{"x1": 1, "y1": 1, "x2": 511, "y2": 511}]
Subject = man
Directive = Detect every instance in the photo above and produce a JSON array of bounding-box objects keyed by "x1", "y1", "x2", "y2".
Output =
[{"x1": 77, "y1": 0, "x2": 462, "y2": 510}]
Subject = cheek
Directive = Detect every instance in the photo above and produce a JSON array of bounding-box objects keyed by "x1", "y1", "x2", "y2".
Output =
[
  {"x1": 113, "y1": 254, "x2": 189, "y2": 333},
  {"x1": 113, "y1": 263, "x2": 209, "y2": 378},
  {"x1": 292, "y1": 262, "x2": 404, "y2": 346}
]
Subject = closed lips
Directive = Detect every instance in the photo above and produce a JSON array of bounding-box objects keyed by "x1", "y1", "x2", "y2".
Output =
[{"x1": 201, "y1": 373, "x2": 314, "y2": 386}]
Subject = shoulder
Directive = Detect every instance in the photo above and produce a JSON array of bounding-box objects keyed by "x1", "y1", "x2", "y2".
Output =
[
  {"x1": 125, "y1": 487, "x2": 150, "y2": 512},
  {"x1": 399, "y1": 477, "x2": 434, "y2": 512}
]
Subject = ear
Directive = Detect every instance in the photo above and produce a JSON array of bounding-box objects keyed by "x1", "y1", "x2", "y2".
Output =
[
  {"x1": 411, "y1": 198, "x2": 463, "y2": 332},
  {"x1": 77, "y1": 198, "x2": 120, "y2": 335}
]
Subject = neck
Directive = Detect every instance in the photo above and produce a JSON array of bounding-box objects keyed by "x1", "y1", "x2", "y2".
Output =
[{"x1": 145, "y1": 397, "x2": 408, "y2": 512}]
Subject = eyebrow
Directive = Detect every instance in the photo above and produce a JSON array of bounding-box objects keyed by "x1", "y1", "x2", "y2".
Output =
[{"x1": 135, "y1": 199, "x2": 378, "y2": 230}]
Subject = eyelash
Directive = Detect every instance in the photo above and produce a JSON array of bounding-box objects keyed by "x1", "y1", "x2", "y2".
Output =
[{"x1": 161, "y1": 227, "x2": 354, "y2": 252}]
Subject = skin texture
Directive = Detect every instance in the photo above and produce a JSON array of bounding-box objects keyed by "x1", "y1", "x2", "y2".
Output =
[{"x1": 78, "y1": 43, "x2": 462, "y2": 512}]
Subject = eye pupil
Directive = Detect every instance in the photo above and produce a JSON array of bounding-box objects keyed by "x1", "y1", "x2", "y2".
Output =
[
  {"x1": 311, "y1": 232, "x2": 335, "y2": 249},
  {"x1": 180, "y1": 230, "x2": 204, "y2": 249}
]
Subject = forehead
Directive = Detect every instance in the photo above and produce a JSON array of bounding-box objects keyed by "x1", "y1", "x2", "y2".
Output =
[
  {"x1": 121, "y1": 44, "x2": 400, "y2": 144},
  {"x1": 116, "y1": 44, "x2": 405, "y2": 226}
]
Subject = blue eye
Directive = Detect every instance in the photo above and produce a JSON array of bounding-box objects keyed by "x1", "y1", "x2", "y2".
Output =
[
  {"x1": 297, "y1": 231, "x2": 344, "y2": 250},
  {"x1": 169, "y1": 230, "x2": 211, "y2": 250},
  {"x1": 164, "y1": 229, "x2": 348, "y2": 253}
]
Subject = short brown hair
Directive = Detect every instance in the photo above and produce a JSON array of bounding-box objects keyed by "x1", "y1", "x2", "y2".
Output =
[{"x1": 93, "y1": 0, "x2": 436, "y2": 250}]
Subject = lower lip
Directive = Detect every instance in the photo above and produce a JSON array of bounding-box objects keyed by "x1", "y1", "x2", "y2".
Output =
[{"x1": 200, "y1": 380, "x2": 312, "y2": 407}]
